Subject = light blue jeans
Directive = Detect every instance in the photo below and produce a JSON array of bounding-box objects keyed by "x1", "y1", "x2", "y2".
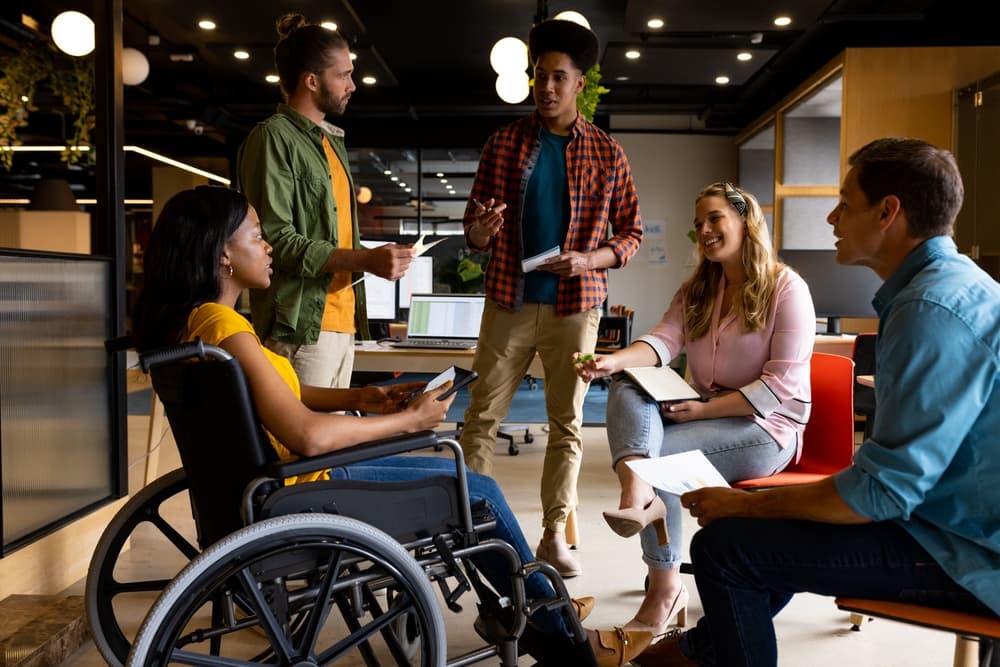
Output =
[
  {"x1": 330, "y1": 455, "x2": 569, "y2": 636},
  {"x1": 606, "y1": 376, "x2": 794, "y2": 570}
]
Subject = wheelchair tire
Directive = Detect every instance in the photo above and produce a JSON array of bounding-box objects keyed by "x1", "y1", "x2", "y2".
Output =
[
  {"x1": 127, "y1": 513, "x2": 447, "y2": 667},
  {"x1": 86, "y1": 468, "x2": 199, "y2": 667}
]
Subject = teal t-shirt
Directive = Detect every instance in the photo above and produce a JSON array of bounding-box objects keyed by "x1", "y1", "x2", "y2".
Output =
[{"x1": 522, "y1": 129, "x2": 570, "y2": 304}]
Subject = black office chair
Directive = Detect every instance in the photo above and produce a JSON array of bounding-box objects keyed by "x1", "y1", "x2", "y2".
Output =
[
  {"x1": 86, "y1": 340, "x2": 589, "y2": 667},
  {"x1": 852, "y1": 332, "x2": 877, "y2": 439}
]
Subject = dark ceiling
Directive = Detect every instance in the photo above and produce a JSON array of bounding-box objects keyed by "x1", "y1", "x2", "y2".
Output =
[{"x1": 1, "y1": 0, "x2": 998, "y2": 204}]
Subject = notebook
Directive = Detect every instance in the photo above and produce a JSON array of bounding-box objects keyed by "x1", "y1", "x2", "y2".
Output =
[
  {"x1": 624, "y1": 366, "x2": 702, "y2": 403},
  {"x1": 390, "y1": 293, "x2": 485, "y2": 350}
]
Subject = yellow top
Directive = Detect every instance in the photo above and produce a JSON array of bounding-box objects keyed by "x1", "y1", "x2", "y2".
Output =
[
  {"x1": 320, "y1": 134, "x2": 356, "y2": 333},
  {"x1": 186, "y1": 302, "x2": 328, "y2": 483}
]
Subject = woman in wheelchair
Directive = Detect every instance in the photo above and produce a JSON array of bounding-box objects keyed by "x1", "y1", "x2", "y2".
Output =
[{"x1": 132, "y1": 185, "x2": 651, "y2": 666}]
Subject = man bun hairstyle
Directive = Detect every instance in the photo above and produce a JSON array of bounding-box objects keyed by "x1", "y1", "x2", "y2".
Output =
[
  {"x1": 273, "y1": 13, "x2": 349, "y2": 98},
  {"x1": 528, "y1": 19, "x2": 599, "y2": 72}
]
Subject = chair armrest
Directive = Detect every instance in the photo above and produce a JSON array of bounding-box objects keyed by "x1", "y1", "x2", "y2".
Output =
[{"x1": 264, "y1": 430, "x2": 444, "y2": 479}]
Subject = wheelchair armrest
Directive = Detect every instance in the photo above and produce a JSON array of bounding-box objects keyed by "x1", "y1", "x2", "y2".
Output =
[{"x1": 264, "y1": 430, "x2": 445, "y2": 479}]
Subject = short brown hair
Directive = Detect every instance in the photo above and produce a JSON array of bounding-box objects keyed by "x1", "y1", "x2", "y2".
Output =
[{"x1": 848, "y1": 137, "x2": 964, "y2": 238}]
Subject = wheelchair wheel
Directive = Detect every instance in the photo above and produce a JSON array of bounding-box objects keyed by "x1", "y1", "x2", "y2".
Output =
[
  {"x1": 86, "y1": 468, "x2": 199, "y2": 667},
  {"x1": 127, "y1": 513, "x2": 446, "y2": 666}
]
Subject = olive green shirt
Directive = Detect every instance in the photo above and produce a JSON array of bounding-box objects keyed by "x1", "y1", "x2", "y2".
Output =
[{"x1": 236, "y1": 103, "x2": 368, "y2": 344}]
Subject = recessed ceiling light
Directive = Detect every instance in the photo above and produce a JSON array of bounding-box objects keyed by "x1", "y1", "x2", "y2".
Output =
[
  {"x1": 320, "y1": 21, "x2": 338, "y2": 31},
  {"x1": 390, "y1": 176, "x2": 399, "y2": 182},
  {"x1": 361, "y1": 75, "x2": 377, "y2": 85},
  {"x1": 197, "y1": 19, "x2": 216, "y2": 30},
  {"x1": 349, "y1": 52, "x2": 357, "y2": 61},
  {"x1": 616, "y1": 76, "x2": 629, "y2": 81},
  {"x1": 399, "y1": 182, "x2": 407, "y2": 188},
  {"x1": 435, "y1": 172, "x2": 444, "y2": 177},
  {"x1": 20, "y1": 95, "x2": 28, "y2": 102},
  {"x1": 773, "y1": 16, "x2": 792, "y2": 27},
  {"x1": 647, "y1": 18, "x2": 664, "y2": 29},
  {"x1": 440, "y1": 178, "x2": 448, "y2": 184},
  {"x1": 404, "y1": 187, "x2": 412, "y2": 192},
  {"x1": 265, "y1": 74, "x2": 279, "y2": 84},
  {"x1": 715, "y1": 75, "x2": 731, "y2": 85},
  {"x1": 737, "y1": 51, "x2": 753, "y2": 62},
  {"x1": 383, "y1": 169, "x2": 392, "y2": 175},
  {"x1": 233, "y1": 50, "x2": 250, "y2": 60},
  {"x1": 625, "y1": 49, "x2": 641, "y2": 60}
]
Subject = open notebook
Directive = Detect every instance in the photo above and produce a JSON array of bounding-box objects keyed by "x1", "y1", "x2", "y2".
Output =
[{"x1": 391, "y1": 293, "x2": 485, "y2": 350}]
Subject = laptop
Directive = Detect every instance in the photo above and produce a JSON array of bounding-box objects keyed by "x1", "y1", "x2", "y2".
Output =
[{"x1": 390, "y1": 293, "x2": 485, "y2": 350}]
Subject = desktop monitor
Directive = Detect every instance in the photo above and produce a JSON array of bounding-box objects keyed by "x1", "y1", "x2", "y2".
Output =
[{"x1": 779, "y1": 249, "x2": 883, "y2": 334}]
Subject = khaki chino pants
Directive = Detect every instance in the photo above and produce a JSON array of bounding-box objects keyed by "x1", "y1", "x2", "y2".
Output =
[
  {"x1": 266, "y1": 331, "x2": 355, "y2": 389},
  {"x1": 460, "y1": 300, "x2": 601, "y2": 532}
]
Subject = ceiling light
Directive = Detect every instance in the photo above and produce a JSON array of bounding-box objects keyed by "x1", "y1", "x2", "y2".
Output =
[
  {"x1": 350, "y1": 52, "x2": 357, "y2": 61},
  {"x1": 361, "y1": 75, "x2": 377, "y2": 85},
  {"x1": 197, "y1": 19, "x2": 216, "y2": 30},
  {"x1": 773, "y1": 16, "x2": 792, "y2": 27},
  {"x1": 51, "y1": 11, "x2": 95, "y2": 57},
  {"x1": 737, "y1": 51, "x2": 753, "y2": 62},
  {"x1": 440, "y1": 179, "x2": 448, "y2": 184},
  {"x1": 320, "y1": 21, "x2": 338, "y2": 31},
  {"x1": 399, "y1": 182, "x2": 407, "y2": 188},
  {"x1": 553, "y1": 10, "x2": 590, "y2": 29},
  {"x1": 435, "y1": 172, "x2": 444, "y2": 177},
  {"x1": 383, "y1": 169, "x2": 392, "y2": 175},
  {"x1": 490, "y1": 37, "x2": 528, "y2": 75},
  {"x1": 390, "y1": 176, "x2": 399, "y2": 182},
  {"x1": 233, "y1": 50, "x2": 250, "y2": 61},
  {"x1": 715, "y1": 75, "x2": 731, "y2": 85},
  {"x1": 404, "y1": 187, "x2": 412, "y2": 193},
  {"x1": 495, "y1": 72, "x2": 530, "y2": 104},
  {"x1": 169, "y1": 53, "x2": 195, "y2": 62},
  {"x1": 122, "y1": 48, "x2": 150, "y2": 85},
  {"x1": 616, "y1": 76, "x2": 629, "y2": 81},
  {"x1": 20, "y1": 95, "x2": 28, "y2": 102},
  {"x1": 625, "y1": 49, "x2": 641, "y2": 60},
  {"x1": 265, "y1": 74, "x2": 280, "y2": 84},
  {"x1": 647, "y1": 18, "x2": 664, "y2": 29}
]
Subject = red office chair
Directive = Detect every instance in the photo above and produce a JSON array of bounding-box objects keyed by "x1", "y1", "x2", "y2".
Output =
[{"x1": 734, "y1": 352, "x2": 856, "y2": 488}]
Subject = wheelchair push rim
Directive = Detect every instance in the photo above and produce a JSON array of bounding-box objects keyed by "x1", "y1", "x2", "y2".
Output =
[{"x1": 127, "y1": 513, "x2": 447, "y2": 667}]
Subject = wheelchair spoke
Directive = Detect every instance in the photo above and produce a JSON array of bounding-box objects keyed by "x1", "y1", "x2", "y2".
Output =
[
  {"x1": 163, "y1": 648, "x2": 258, "y2": 666},
  {"x1": 294, "y1": 548, "x2": 345, "y2": 656},
  {"x1": 234, "y1": 568, "x2": 296, "y2": 662},
  {"x1": 148, "y1": 512, "x2": 201, "y2": 560}
]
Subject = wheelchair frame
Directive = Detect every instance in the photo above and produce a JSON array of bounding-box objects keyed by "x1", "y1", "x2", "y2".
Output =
[{"x1": 87, "y1": 340, "x2": 587, "y2": 667}]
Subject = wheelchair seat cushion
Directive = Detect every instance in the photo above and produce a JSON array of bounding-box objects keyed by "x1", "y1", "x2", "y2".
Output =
[{"x1": 259, "y1": 475, "x2": 463, "y2": 543}]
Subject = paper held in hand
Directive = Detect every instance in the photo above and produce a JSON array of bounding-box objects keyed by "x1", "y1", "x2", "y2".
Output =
[
  {"x1": 626, "y1": 450, "x2": 730, "y2": 496},
  {"x1": 624, "y1": 365, "x2": 701, "y2": 403}
]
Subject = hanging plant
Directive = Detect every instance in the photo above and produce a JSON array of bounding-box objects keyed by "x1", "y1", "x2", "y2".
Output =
[
  {"x1": 576, "y1": 64, "x2": 610, "y2": 122},
  {"x1": 0, "y1": 43, "x2": 95, "y2": 170}
]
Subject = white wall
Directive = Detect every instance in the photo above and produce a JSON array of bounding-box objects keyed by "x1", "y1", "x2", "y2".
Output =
[{"x1": 609, "y1": 133, "x2": 737, "y2": 337}]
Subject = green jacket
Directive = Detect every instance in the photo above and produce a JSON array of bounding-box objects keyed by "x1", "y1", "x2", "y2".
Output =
[{"x1": 236, "y1": 103, "x2": 368, "y2": 344}]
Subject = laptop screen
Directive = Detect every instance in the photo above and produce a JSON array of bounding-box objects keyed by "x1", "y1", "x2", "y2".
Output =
[{"x1": 406, "y1": 293, "x2": 485, "y2": 340}]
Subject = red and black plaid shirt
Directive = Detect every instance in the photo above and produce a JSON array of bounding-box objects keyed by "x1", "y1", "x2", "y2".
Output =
[{"x1": 464, "y1": 113, "x2": 642, "y2": 316}]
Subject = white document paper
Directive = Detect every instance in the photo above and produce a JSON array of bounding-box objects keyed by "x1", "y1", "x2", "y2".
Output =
[
  {"x1": 522, "y1": 246, "x2": 561, "y2": 273},
  {"x1": 412, "y1": 234, "x2": 446, "y2": 257},
  {"x1": 626, "y1": 450, "x2": 730, "y2": 496},
  {"x1": 624, "y1": 366, "x2": 701, "y2": 403},
  {"x1": 424, "y1": 366, "x2": 456, "y2": 392}
]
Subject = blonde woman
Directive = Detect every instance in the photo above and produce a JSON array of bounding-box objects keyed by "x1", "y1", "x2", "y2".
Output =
[{"x1": 575, "y1": 183, "x2": 815, "y2": 638}]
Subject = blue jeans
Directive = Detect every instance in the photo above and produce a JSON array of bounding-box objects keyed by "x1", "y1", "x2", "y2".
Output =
[
  {"x1": 606, "y1": 376, "x2": 793, "y2": 569},
  {"x1": 329, "y1": 455, "x2": 569, "y2": 637},
  {"x1": 683, "y1": 517, "x2": 993, "y2": 666}
]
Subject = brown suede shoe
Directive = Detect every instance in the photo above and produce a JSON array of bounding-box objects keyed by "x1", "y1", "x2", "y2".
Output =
[
  {"x1": 631, "y1": 629, "x2": 698, "y2": 667},
  {"x1": 572, "y1": 595, "x2": 595, "y2": 621},
  {"x1": 535, "y1": 540, "x2": 582, "y2": 578}
]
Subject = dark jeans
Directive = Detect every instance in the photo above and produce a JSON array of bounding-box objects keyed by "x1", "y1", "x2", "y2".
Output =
[{"x1": 683, "y1": 517, "x2": 994, "y2": 667}]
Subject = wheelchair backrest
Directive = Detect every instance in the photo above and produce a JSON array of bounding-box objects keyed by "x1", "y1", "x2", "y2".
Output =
[{"x1": 144, "y1": 341, "x2": 277, "y2": 548}]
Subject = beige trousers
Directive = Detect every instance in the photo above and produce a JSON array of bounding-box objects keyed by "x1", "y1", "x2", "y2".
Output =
[
  {"x1": 266, "y1": 331, "x2": 355, "y2": 389},
  {"x1": 460, "y1": 300, "x2": 601, "y2": 532}
]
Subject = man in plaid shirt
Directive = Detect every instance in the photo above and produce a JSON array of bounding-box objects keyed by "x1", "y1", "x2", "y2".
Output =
[{"x1": 460, "y1": 18, "x2": 643, "y2": 577}]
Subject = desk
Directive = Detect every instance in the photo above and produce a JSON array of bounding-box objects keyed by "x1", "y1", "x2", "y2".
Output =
[
  {"x1": 815, "y1": 334, "x2": 856, "y2": 359},
  {"x1": 857, "y1": 375, "x2": 875, "y2": 388},
  {"x1": 353, "y1": 341, "x2": 545, "y2": 377}
]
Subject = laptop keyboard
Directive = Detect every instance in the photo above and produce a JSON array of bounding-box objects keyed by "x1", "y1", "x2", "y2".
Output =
[{"x1": 391, "y1": 339, "x2": 477, "y2": 350}]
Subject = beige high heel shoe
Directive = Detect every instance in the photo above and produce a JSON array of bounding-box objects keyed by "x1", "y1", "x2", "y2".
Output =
[
  {"x1": 624, "y1": 585, "x2": 689, "y2": 638},
  {"x1": 602, "y1": 495, "x2": 669, "y2": 545}
]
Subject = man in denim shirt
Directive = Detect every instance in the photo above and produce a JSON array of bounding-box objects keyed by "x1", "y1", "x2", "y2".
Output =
[{"x1": 635, "y1": 138, "x2": 1000, "y2": 667}]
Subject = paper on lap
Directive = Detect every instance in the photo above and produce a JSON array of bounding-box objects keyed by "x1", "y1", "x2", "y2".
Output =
[{"x1": 626, "y1": 450, "x2": 730, "y2": 495}]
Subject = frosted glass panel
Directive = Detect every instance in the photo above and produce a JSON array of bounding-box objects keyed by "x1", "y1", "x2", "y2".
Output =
[
  {"x1": 781, "y1": 197, "x2": 838, "y2": 249},
  {"x1": 0, "y1": 255, "x2": 114, "y2": 548},
  {"x1": 782, "y1": 117, "x2": 840, "y2": 185}
]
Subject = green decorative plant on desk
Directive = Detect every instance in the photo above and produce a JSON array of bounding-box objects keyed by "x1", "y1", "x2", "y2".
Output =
[{"x1": 437, "y1": 250, "x2": 488, "y2": 294}]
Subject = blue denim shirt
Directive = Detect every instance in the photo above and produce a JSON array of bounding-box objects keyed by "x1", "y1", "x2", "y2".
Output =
[{"x1": 835, "y1": 236, "x2": 1000, "y2": 614}]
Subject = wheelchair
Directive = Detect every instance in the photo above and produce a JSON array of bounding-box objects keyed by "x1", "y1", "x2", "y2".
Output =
[{"x1": 86, "y1": 340, "x2": 591, "y2": 666}]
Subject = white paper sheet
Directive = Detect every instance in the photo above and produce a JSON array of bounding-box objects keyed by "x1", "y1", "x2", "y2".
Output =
[
  {"x1": 521, "y1": 246, "x2": 561, "y2": 273},
  {"x1": 625, "y1": 450, "x2": 730, "y2": 496},
  {"x1": 412, "y1": 234, "x2": 446, "y2": 257}
]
